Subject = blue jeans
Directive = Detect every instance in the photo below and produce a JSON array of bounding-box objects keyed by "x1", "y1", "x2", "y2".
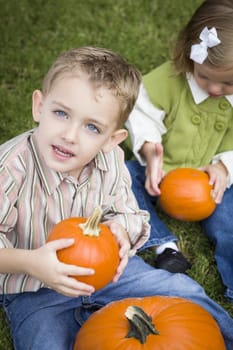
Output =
[
  {"x1": 1, "y1": 256, "x2": 233, "y2": 349},
  {"x1": 126, "y1": 160, "x2": 233, "y2": 300}
]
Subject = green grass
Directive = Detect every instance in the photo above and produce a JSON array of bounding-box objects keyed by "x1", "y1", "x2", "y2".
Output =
[{"x1": 0, "y1": 0, "x2": 232, "y2": 348}]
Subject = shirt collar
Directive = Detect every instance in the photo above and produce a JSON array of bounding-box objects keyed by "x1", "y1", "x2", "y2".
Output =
[
  {"x1": 28, "y1": 132, "x2": 109, "y2": 195},
  {"x1": 186, "y1": 72, "x2": 233, "y2": 107}
]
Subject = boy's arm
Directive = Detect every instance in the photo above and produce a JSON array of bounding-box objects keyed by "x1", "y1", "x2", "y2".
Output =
[
  {"x1": 0, "y1": 241, "x2": 95, "y2": 297},
  {"x1": 0, "y1": 176, "x2": 94, "y2": 297},
  {"x1": 0, "y1": 185, "x2": 18, "y2": 249},
  {"x1": 102, "y1": 147, "x2": 150, "y2": 255},
  {"x1": 125, "y1": 83, "x2": 167, "y2": 165},
  {"x1": 103, "y1": 220, "x2": 131, "y2": 282}
]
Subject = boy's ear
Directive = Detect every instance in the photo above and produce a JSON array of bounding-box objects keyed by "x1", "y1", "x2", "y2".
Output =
[
  {"x1": 102, "y1": 128, "x2": 128, "y2": 153},
  {"x1": 32, "y1": 90, "x2": 44, "y2": 122}
]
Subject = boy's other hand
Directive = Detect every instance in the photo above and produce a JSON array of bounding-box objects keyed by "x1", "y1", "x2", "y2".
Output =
[{"x1": 105, "y1": 221, "x2": 131, "y2": 282}]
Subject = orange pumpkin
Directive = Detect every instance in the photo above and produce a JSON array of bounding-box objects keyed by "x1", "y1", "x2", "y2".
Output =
[
  {"x1": 47, "y1": 207, "x2": 119, "y2": 290},
  {"x1": 73, "y1": 296, "x2": 225, "y2": 350},
  {"x1": 158, "y1": 168, "x2": 216, "y2": 221}
]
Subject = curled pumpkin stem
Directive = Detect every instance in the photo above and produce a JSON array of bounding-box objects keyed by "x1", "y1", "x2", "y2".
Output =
[
  {"x1": 79, "y1": 206, "x2": 103, "y2": 236},
  {"x1": 125, "y1": 305, "x2": 159, "y2": 344}
]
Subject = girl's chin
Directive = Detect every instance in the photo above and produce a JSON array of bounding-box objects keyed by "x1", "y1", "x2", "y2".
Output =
[{"x1": 209, "y1": 93, "x2": 222, "y2": 98}]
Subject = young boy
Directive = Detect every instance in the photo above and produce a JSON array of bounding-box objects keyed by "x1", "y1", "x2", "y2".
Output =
[{"x1": 0, "y1": 46, "x2": 233, "y2": 350}]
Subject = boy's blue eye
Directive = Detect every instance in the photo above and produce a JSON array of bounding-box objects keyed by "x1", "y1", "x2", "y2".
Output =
[
  {"x1": 54, "y1": 110, "x2": 67, "y2": 118},
  {"x1": 86, "y1": 123, "x2": 99, "y2": 133}
]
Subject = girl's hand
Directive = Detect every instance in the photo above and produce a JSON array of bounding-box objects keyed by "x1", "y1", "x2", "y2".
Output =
[
  {"x1": 27, "y1": 239, "x2": 95, "y2": 297},
  {"x1": 105, "y1": 221, "x2": 131, "y2": 282},
  {"x1": 141, "y1": 142, "x2": 165, "y2": 196},
  {"x1": 198, "y1": 161, "x2": 228, "y2": 203}
]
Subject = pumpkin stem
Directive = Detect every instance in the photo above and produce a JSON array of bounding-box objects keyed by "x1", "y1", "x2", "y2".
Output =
[
  {"x1": 125, "y1": 305, "x2": 159, "y2": 344},
  {"x1": 79, "y1": 206, "x2": 103, "y2": 236}
]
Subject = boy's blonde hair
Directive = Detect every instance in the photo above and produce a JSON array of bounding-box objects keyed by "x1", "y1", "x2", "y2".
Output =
[
  {"x1": 172, "y1": 0, "x2": 233, "y2": 75},
  {"x1": 42, "y1": 46, "x2": 141, "y2": 127}
]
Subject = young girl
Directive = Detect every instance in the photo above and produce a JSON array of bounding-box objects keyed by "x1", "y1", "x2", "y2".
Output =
[{"x1": 126, "y1": 0, "x2": 233, "y2": 302}]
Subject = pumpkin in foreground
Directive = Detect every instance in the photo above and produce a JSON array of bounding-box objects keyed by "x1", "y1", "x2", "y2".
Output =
[
  {"x1": 73, "y1": 296, "x2": 225, "y2": 350},
  {"x1": 158, "y1": 168, "x2": 216, "y2": 221},
  {"x1": 47, "y1": 207, "x2": 119, "y2": 290}
]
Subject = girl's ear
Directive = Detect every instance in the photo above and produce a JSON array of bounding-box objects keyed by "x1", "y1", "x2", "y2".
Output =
[
  {"x1": 102, "y1": 128, "x2": 128, "y2": 153},
  {"x1": 32, "y1": 90, "x2": 44, "y2": 122}
]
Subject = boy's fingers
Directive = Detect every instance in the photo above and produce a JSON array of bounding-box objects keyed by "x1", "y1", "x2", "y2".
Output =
[{"x1": 46, "y1": 238, "x2": 75, "y2": 251}]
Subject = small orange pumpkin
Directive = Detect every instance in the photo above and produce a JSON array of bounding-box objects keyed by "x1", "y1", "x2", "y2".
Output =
[
  {"x1": 73, "y1": 296, "x2": 226, "y2": 350},
  {"x1": 47, "y1": 207, "x2": 119, "y2": 290},
  {"x1": 158, "y1": 168, "x2": 216, "y2": 221}
]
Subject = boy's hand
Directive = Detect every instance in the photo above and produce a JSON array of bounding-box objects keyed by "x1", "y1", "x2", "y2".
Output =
[
  {"x1": 141, "y1": 142, "x2": 165, "y2": 196},
  {"x1": 105, "y1": 221, "x2": 131, "y2": 282},
  {"x1": 198, "y1": 161, "x2": 228, "y2": 203},
  {"x1": 27, "y1": 239, "x2": 95, "y2": 297}
]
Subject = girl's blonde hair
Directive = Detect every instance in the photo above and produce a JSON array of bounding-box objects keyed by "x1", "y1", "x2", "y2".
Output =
[
  {"x1": 42, "y1": 46, "x2": 141, "y2": 127},
  {"x1": 172, "y1": 0, "x2": 233, "y2": 75}
]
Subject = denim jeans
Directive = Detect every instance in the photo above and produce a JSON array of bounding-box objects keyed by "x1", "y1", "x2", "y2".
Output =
[
  {"x1": 202, "y1": 186, "x2": 233, "y2": 301},
  {"x1": 126, "y1": 160, "x2": 233, "y2": 300},
  {"x1": 1, "y1": 256, "x2": 233, "y2": 349}
]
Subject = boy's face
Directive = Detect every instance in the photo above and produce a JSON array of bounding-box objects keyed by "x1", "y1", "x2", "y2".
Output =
[
  {"x1": 193, "y1": 62, "x2": 233, "y2": 97},
  {"x1": 32, "y1": 74, "x2": 127, "y2": 178}
]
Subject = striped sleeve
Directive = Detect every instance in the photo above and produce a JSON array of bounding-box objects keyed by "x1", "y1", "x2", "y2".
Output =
[
  {"x1": 101, "y1": 147, "x2": 150, "y2": 253},
  {"x1": 0, "y1": 164, "x2": 18, "y2": 248}
]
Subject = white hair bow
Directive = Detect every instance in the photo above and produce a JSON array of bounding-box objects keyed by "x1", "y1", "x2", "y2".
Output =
[{"x1": 190, "y1": 26, "x2": 221, "y2": 64}]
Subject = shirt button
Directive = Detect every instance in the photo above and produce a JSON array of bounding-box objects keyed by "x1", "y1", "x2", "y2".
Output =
[
  {"x1": 191, "y1": 115, "x2": 201, "y2": 125},
  {"x1": 218, "y1": 100, "x2": 230, "y2": 110},
  {"x1": 215, "y1": 121, "x2": 225, "y2": 131}
]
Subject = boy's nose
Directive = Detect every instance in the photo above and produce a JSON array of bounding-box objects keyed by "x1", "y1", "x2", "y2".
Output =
[{"x1": 63, "y1": 126, "x2": 79, "y2": 143}]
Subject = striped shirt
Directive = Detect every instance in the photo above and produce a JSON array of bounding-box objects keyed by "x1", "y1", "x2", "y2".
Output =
[{"x1": 0, "y1": 129, "x2": 150, "y2": 294}]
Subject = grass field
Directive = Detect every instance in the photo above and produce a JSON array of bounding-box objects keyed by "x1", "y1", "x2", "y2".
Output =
[{"x1": 0, "y1": 0, "x2": 232, "y2": 348}]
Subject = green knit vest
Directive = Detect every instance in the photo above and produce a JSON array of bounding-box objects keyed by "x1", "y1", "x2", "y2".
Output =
[{"x1": 143, "y1": 61, "x2": 233, "y2": 172}]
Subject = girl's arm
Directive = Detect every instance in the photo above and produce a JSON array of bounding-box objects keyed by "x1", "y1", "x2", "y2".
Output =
[
  {"x1": 199, "y1": 161, "x2": 228, "y2": 204},
  {"x1": 212, "y1": 150, "x2": 233, "y2": 187},
  {"x1": 141, "y1": 142, "x2": 165, "y2": 196},
  {"x1": 125, "y1": 83, "x2": 167, "y2": 165}
]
